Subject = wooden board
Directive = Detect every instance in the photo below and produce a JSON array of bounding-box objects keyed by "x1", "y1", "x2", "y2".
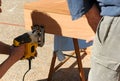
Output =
[
  {"x1": 24, "y1": 0, "x2": 70, "y2": 15},
  {"x1": 24, "y1": 0, "x2": 95, "y2": 40}
]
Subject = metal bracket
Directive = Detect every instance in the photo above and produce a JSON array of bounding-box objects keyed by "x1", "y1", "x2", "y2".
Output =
[{"x1": 31, "y1": 25, "x2": 45, "y2": 47}]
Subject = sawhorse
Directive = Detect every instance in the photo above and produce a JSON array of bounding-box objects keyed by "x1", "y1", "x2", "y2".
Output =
[{"x1": 24, "y1": 0, "x2": 95, "y2": 81}]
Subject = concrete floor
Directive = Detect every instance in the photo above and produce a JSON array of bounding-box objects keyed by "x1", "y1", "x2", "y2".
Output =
[{"x1": 0, "y1": 0, "x2": 91, "y2": 81}]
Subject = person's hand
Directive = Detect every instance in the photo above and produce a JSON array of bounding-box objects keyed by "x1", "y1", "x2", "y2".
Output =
[
  {"x1": 10, "y1": 44, "x2": 25, "y2": 61},
  {"x1": 86, "y1": 36, "x2": 94, "y2": 43},
  {"x1": 0, "y1": 44, "x2": 25, "y2": 78}
]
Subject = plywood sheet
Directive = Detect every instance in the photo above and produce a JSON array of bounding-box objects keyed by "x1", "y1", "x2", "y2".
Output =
[
  {"x1": 24, "y1": 0, "x2": 95, "y2": 40},
  {"x1": 24, "y1": 0, "x2": 70, "y2": 15}
]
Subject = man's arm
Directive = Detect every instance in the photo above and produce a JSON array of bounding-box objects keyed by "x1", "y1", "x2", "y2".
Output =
[
  {"x1": 0, "y1": 42, "x2": 25, "y2": 78},
  {"x1": 85, "y1": 3, "x2": 102, "y2": 33},
  {"x1": 0, "y1": 0, "x2": 25, "y2": 78},
  {"x1": 0, "y1": 41, "x2": 11, "y2": 54}
]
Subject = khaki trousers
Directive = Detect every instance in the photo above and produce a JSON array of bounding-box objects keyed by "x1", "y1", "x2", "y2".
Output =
[{"x1": 88, "y1": 16, "x2": 120, "y2": 81}]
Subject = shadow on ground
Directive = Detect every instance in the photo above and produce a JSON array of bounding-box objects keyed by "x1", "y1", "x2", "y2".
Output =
[
  {"x1": 37, "y1": 49, "x2": 90, "y2": 81},
  {"x1": 37, "y1": 67, "x2": 90, "y2": 81}
]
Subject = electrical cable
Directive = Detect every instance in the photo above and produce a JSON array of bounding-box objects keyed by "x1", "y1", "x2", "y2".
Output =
[{"x1": 22, "y1": 59, "x2": 32, "y2": 81}]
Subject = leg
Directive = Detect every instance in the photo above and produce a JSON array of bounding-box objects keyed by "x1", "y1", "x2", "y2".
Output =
[
  {"x1": 88, "y1": 59, "x2": 120, "y2": 81},
  {"x1": 48, "y1": 51, "x2": 57, "y2": 81},
  {"x1": 88, "y1": 16, "x2": 120, "y2": 81},
  {"x1": 73, "y1": 38, "x2": 86, "y2": 81}
]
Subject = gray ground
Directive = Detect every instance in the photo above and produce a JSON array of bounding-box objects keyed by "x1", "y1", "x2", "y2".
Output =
[{"x1": 0, "y1": 0, "x2": 91, "y2": 81}]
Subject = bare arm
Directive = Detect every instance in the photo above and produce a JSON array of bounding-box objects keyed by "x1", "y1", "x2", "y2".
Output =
[
  {"x1": 0, "y1": 43, "x2": 25, "y2": 78},
  {"x1": 0, "y1": 0, "x2": 25, "y2": 78},
  {"x1": 85, "y1": 4, "x2": 102, "y2": 33},
  {"x1": 0, "y1": 41, "x2": 11, "y2": 54}
]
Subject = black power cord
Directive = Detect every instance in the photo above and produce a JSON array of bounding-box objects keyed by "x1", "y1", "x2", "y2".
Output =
[{"x1": 22, "y1": 59, "x2": 32, "y2": 81}]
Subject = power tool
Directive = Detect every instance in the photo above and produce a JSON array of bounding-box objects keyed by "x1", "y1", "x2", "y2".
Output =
[
  {"x1": 13, "y1": 25, "x2": 45, "y2": 60},
  {"x1": 13, "y1": 25, "x2": 45, "y2": 81}
]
